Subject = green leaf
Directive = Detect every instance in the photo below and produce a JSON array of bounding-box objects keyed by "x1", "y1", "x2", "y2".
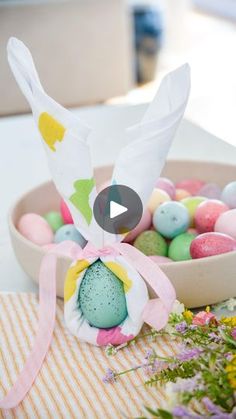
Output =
[{"x1": 144, "y1": 407, "x2": 173, "y2": 419}]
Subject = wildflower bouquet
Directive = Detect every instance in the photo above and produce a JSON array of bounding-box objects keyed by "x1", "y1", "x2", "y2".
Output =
[{"x1": 103, "y1": 301, "x2": 236, "y2": 418}]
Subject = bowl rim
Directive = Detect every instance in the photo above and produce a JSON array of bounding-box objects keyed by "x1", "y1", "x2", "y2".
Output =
[{"x1": 8, "y1": 160, "x2": 236, "y2": 267}]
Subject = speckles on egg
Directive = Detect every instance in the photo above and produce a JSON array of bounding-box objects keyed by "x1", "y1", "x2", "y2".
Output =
[{"x1": 79, "y1": 261, "x2": 128, "y2": 329}]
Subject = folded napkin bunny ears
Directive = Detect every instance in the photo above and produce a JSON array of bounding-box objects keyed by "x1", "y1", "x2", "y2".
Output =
[{"x1": 7, "y1": 37, "x2": 190, "y2": 248}]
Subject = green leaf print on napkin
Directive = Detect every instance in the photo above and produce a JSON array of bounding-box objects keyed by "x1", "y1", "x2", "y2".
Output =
[{"x1": 69, "y1": 178, "x2": 95, "y2": 225}]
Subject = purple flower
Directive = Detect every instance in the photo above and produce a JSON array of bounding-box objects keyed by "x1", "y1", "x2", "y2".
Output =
[
  {"x1": 144, "y1": 359, "x2": 167, "y2": 376},
  {"x1": 225, "y1": 352, "x2": 233, "y2": 361},
  {"x1": 189, "y1": 324, "x2": 198, "y2": 330},
  {"x1": 177, "y1": 347, "x2": 202, "y2": 362},
  {"x1": 172, "y1": 377, "x2": 199, "y2": 393},
  {"x1": 102, "y1": 368, "x2": 116, "y2": 384},
  {"x1": 231, "y1": 327, "x2": 236, "y2": 340},
  {"x1": 144, "y1": 349, "x2": 155, "y2": 361},
  {"x1": 176, "y1": 321, "x2": 187, "y2": 333},
  {"x1": 202, "y1": 397, "x2": 232, "y2": 418},
  {"x1": 172, "y1": 406, "x2": 202, "y2": 418}
]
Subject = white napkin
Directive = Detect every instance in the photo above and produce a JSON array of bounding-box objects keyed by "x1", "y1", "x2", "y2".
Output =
[{"x1": 7, "y1": 37, "x2": 190, "y2": 248}]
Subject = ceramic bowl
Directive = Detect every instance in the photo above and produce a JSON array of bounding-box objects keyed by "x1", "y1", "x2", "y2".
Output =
[{"x1": 9, "y1": 160, "x2": 236, "y2": 308}]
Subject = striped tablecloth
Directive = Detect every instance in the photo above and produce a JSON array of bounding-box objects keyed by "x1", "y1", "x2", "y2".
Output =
[{"x1": 0, "y1": 293, "x2": 178, "y2": 419}]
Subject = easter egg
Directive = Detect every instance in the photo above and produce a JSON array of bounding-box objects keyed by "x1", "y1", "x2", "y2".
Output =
[
  {"x1": 181, "y1": 196, "x2": 206, "y2": 227},
  {"x1": 44, "y1": 211, "x2": 64, "y2": 232},
  {"x1": 18, "y1": 213, "x2": 54, "y2": 245},
  {"x1": 194, "y1": 200, "x2": 229, "y2": 233},
  {"x1": 149, "y1": 255, "x2": 172, "y2": 264},
  {"x1": 221, "y1": 181, "x2": 236, "y2": 209},
  {"x1": 134, "y1": 230, "x2": 168, "y2": 256},
  {"x1": 60, "y1": 199, "x2": 73, "y2": 224},
  {"x1": 54, "y1": 224, "x2": 87, "y2": 247},
  {"x1": 198, "y1": 183, "x2": 221, "y2": 200},
  {"x1": 190, "y1": 232, "x2": 236, "y2": 259},
  {"x1": 147, "y1": 188, "x2": 171, "y2": 214},
  {"x1": 214, "y1": 209, "x2": 236, "y2": 240},
  {"x1": 168, "y1": 233, "x2": 196, "y2": 261},
  {"x1": 79, "y1": 260, "x2": 127, "y2": 328},
  {"x1": 123, "y1": 209, "x2": 152, "y2": 243},
  {"x1": 175, "y1": 188, "x2": 191, "y2": 201},
  {"x1": 156, "y1": 177, "x2": 175, "y2": 199},
  {"x1": 175, "y1": 179, "x2": 205, "y2": 195},
  {"x1": 153, "y1": 201, "x2": 190, "y2": 239}
]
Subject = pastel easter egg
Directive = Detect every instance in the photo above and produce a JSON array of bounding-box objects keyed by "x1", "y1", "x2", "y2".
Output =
[
  {"x1": 42, "y1": 243, "x2": 57, "y2": 251},
  {"x1": 18, "y1": 213, "x2": 54, "y2": 245},
  {"x1": 190, "y1": 232, "x2": 236, "y2": 259},
  {"x1": 60, "y1": 199, "x2": 73, "y2": 224},
  {"x1": 198, "y1": 183, "x2": 221, "y2": 200},
  {"x1": 168, "y1": 232, "x2": 196, "y2": 261},
  {"x1": 194, "y1": 200, "x2": 229, "y2": 233},
  {"x1": 175, "y1": 179, "x2": 205, "y2": 195},
  {"x1": 79, "y1": 260, "x2": 127, "y2": 329},
  {"x1": 44, "y1": 211, "x2": 64, "y2": 232},
  {"x1": 181, "y1": 196, "x2": 206, "y2": 227},
  {"x1": 153, "y1": 201, "x2": 190, "y2": 239},
  {"x1": 221, "y1": 181, "x2": 236, "y2": 209},
  {"x1": 123, "y1": 209, "x2": 152, "y2": 243},
  {"x1": 147, "y1": 188, "x2": 171, "y2": 214},
  {"x1": 175, "y1": 188, "x2": 191, "y2": 201},
  {"x1": 149, "y1": 255, "x2": 172, "y2": 264},
  {"x1": 214, "y1": 209, "x2": 236, "y2": 240},
  {"x1": 134, "y1": 230, "x2": 168, "y2": 256},
  {"x1": 54, "y1": 224, "x2": 87, "y2": 247},
  {"x1": 156, "y1": 177, "x2": 175, "y2": 199}
]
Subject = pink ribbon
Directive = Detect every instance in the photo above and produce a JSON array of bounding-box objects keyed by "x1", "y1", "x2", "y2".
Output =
[{"x1": 0, "y1": 240, "x2": 175, "y2": 409}]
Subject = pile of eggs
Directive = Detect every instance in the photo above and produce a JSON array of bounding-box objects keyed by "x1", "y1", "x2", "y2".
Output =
[{"x1": 17, "y1": 179, "x2": 236, "y2": 263}]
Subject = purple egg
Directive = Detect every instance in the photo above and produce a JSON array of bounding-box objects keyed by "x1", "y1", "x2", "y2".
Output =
[
  {"x1": 156, "y1": 177, "x2": 176, "y2": 199},
  {"x1": 198, "y1": 183, "x2": 221, "y2": 200}
]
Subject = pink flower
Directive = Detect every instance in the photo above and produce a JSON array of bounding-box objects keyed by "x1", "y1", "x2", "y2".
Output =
[
  {"x1": 231, "y1": 327, "x2": 236, "y2": 340},
  {"x1": 192, "y1": 311, "x2": 216, "y2": 326}
]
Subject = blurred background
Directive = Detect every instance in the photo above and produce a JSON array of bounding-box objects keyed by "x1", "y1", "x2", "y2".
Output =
[{"x1": 0, "y1": 0, "x2": 236, "y2": 143}]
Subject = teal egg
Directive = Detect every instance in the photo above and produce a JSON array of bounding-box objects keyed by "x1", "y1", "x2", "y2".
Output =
[{"x1": 79, "y1": 261, "x2": 128, "y2": 329}]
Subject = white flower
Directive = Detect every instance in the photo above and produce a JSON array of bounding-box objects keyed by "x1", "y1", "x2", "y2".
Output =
[{"x1": 171, "y1": 300, "x2": 185, "y2": 316}]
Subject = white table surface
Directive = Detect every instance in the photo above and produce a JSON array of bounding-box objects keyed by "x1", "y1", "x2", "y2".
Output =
[{"x1": 1, "y1": 104, "x2": 236, "y2": 294}]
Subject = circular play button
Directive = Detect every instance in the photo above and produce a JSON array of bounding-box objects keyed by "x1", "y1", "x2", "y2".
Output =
[{"x1": 93, "y1": 184, "x2": 143, "y2": 235}]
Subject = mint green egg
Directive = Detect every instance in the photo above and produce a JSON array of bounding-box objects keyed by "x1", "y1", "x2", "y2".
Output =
[
  {"x1": 168, "y1": 233, "x2": 196, "y2": 261},
  {"x1": 79, "y1": 261, "x2": 128, "y2": 329},
  {"x1": 44, "y1": 211, "x2": 64, "y2": 232}
]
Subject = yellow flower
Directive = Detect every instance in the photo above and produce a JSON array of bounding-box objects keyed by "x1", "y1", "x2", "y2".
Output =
[
  {"x1": 226, "y1": 355, "x2": 236, "y2": 389},
  {"x1": 183, "y1": 310, "x2": 193, "y2": 321},
  {"x1": 221, "y1": 316, "x2": 236, "y2": 327},
  {"x1": 205, "y1": 306, "x2": 211, "y2": 313}
]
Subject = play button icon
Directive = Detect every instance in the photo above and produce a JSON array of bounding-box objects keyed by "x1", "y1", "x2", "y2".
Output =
[
  {"x1": 110, "y1": 201, "x2": 128, "y2": 219},
  {"x1": 93, "y1": 184, "x2": 143, "y2": 235}
]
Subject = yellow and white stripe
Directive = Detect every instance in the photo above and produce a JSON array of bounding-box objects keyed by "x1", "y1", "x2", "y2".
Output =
[{"x1": 0, "y1": 293, "x2": 179, "y2": 419}]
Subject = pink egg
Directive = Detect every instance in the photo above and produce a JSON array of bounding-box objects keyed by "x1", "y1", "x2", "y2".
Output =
[
  {"x1": 198, "y1": 183, "x2": 221, "y2": 200},
  {"x1": 156, "y1": 177, "x2": 175, "y2": 199},
  {"x1": 123, "y1": 209, "x2": 152, "y2": 243},
  {"x1": 175, "y1": 188, "x2": 191, "y2": 201},
  {"x1": 190, "y1": 232, "x2": 236, "y2": 259},
  {"x1": 149, "y1": 255, "x2": 173, "y2": 264},
  {"x1": 18, "y1": 213, "x2": 54, "y2": 245},
  {"x1": 214, "y1": 209, "x2": 236, "y2": 240},
  {"x1": 60, "y1": 199, "x2": 73, "y2": 224},
  {"x1": 194, "y1": 200, "x2": 229, "y2": 233},
  {"x1": 42, "y1": 243, "x2": 57, "y2": 251},
  {"x1": 175, "y1": 179, "x2": 205, "y2": 196}
]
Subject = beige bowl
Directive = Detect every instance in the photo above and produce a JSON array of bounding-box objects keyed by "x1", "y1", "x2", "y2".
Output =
[{"x1": 9, "y1": 160, "x2": 236, "y2": 308}]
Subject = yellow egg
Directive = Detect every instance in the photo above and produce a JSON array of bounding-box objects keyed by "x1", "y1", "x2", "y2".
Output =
[
  {"x1": 181, "y1": 196, "x2": 206, "y2": 227},
  {"x1": 175, "y1": 188, "x2": 191, "y2": 201},
  {"x1": 147, "y1": 188, "x2": 171, "y2": 214}
]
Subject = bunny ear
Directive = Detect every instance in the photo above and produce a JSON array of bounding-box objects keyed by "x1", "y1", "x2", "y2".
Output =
[
  {"x1": 111, "y1": 64, "x2": 191, "y2": 213},
  {"x1": 7, "y1": 37, "x2": 101, "y2": 243}
]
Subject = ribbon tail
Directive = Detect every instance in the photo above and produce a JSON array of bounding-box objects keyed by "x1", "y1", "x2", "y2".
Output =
[
  {"x1": 0, "y1": 252, "x2": 57, "y2": 409},
  {"x1": 116, "y1": 243, "x2": 176, "y2": 331}
]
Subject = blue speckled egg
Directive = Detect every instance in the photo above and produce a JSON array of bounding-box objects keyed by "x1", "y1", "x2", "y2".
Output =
[
  {"x1": 54, "y1": 224, "x2": 87, "y2": 247},
  {"x1": 153, "y1": 201, "x2": 190, "y2": 239},
  {"x1": 221, "y1": 181, "x2": 236, "y2": 209},
  {"x1": 79, "y1": 260, "x2": 128, "y2": 329}
]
